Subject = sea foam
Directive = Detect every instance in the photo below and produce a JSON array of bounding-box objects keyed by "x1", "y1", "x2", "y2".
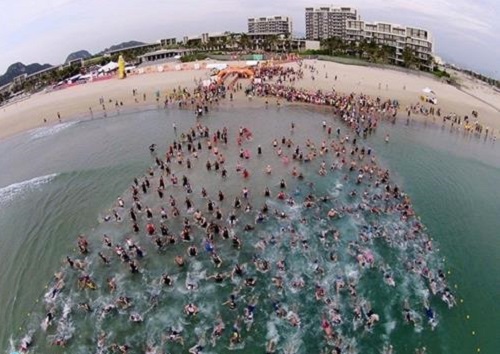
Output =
[
  {"x1": 29, "y1": 122, "x2": 77, "y2": 140},
  {"x1": 0, "y1": 173, "x2": 58, "y2": 204}
]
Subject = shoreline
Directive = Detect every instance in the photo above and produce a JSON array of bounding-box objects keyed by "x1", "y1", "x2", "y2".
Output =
[{"x1": 1, "y1": 59, "x2": 499, "y2": 142}]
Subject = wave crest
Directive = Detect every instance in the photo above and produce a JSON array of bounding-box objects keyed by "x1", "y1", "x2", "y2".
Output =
[
  {"x1": 29, "y1": 122, "x2": 77, "y2": 140},
  {"x1": 0, "y1": 174, "x2": 58, "y2": 204}
]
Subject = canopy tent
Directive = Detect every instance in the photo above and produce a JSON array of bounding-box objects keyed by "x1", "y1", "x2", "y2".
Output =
[
  {"x1": 98, "y1": 61, "x2": 119, "y2": 73},
  {"x1": 422, "y1": 87, "x2": 436, "y2": 95},
  {"x1": 421, "y1": 87, "x2": 438, "y2": 104},
  {"x1": 206, "y1": 63, "x2": 228, "y2": 70}
]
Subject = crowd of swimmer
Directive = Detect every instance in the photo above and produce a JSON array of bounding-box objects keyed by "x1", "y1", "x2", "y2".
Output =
[{"x1": 16, "y1": 117, "x2": 456, "y2": 354}]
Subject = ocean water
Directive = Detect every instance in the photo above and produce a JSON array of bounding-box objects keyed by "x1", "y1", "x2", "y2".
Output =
[{"x1": 0, "y1": 103, "x2": 498, "y2": 353}]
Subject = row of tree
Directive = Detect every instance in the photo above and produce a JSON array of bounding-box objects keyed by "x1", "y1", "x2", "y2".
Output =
[
  {"x1": 320, "y1": 37, "x2": 430, "y2": 70},
  {"x1": 182, "y1": 33, "x2": 287, "y2": 52}
]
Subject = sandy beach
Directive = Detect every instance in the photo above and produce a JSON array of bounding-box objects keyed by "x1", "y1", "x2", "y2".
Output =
[{"x1": 1, "y1": 59, "x2": 499, "y2": 140}]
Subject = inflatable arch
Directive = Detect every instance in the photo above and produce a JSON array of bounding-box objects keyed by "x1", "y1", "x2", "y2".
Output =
[{"x1": 217, "y1": 68, "x2": 255, "y2": 83}]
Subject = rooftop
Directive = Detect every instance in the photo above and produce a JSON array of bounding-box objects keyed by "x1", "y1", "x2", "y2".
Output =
[
  {"x1": 105, "y1": 42, "x2": 160, "y2": 54},
  {"x1": 139, "y1": 48, "x2": 193, "y2": 57}
]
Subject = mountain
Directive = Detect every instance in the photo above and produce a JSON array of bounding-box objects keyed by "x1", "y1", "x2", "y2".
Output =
[
  {"x1": 0, "y1": 62, "x2": 52, "y2": 86},
  {"x1": 98, "y1": 40, "x2": 146, "y2": 54},
  {"x1": 65, "y1": 50, "x2": 92, "y2": 63}
]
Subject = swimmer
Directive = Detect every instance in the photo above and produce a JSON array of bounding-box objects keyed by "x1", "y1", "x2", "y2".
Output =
[
  {"x1": 175, "y1": 255, "x2": 185, "y2": 267},
  {"x1": 244, "y1": 296, "x2": 258, "y2": 330},
  {"x1": 184, "y1": 303, "x2": 199, "y2": 316},
  {"x1": 231, "y1": 263, "x2": 244, "y2": 278},
  {"x1": 161, "y1": 273, "x2": 174, "y2": 286},
  {"x1": 211, "y1": 315, "x2": 225, "y2": 346},
  {"x1": 327, "y1": 208, "x2": 338, "y2": 218},
  {"x1": 164, "y1": 328, "x2": 184, "y2": 346},
  {"x1": 129, "y1": 312, "x2": 143, "y2": 323},
  {"x1": 116, "y1": 296, "x2": 132, "y2": 309},
  {"x1": 98, "y1": 252, "x2": 110, "y2": 265},
  {"x1": 103, "y1": 234, "x2": 112, "y2": 247},
  {"x1": 41, "y1": 310, "x2": 54, "y2": 331},
  {"x1": 266, "y1": 339, "x2": 277, "y2": 353},
  {"x1": 211, "y1": 253, "x2": 223, "y2": 268},
  {"x1": 78, "y1": 302, "x2": 92, "y2": 312},
  {"x1": 107, "y1": 277, "x2": 117, "y2": 292}
]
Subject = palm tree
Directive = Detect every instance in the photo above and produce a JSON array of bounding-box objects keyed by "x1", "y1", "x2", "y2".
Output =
[
  {"x1": 357, "y1": 39, "x2": 371, "y2": 59},
  {"x1": 226, "y1": 33, "x2": 238, "y2": 51},
  {"x1": 50, "y1": 68, "x2": 61, "y2": 83},
  {"x1": 206, "y1": 37, "x2": 218, "y2": 51},
  {"x1": 375, "y1": 45, "x2": 394, "y2": 64},
  {"x1": 402, "y1": 47, "x2": 417, "y2": 68},
  {"x1": 238, "y1": 33, "x2": 251, "y2": 51},
  {"x1": 321, "y1": 37, "x2": 344, "y2": 56},
  {"x1": 218, "y1": 37, "x2": 228, "y2": 51},
  {"x1": 365, "y1": 41, "x2": 378, "y2": 61},
  {"x1": 263, "y1": 35, "x2": 279, "y2": 52}
]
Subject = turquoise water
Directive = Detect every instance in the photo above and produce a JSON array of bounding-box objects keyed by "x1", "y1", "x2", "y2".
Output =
[{"x1": 0, "y1": 104, "x2": 498, "y2": 353}]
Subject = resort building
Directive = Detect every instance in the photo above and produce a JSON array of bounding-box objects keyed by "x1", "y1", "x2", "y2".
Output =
[
  {"x1": 248, "y1": 16, "x2": 293, "y2": 36},
  {"x1": 183, "y1": 32, "x2": 235, "y2": 49},
  {"x1": 247, "y1": 33, "x2": 319, "y2": 51},
  {"x1": 160, "y1": 38, "x2": 177, "y2": 47},
  {"x1": 305, "y1": 6, "x2": 358, "y2": 40},
  {"x1": 345, "y1": 20, "x2": 434, "y2": 69},
  {"x1": 138, "y1": 49, "x2": 193, "y2": 64},
  {"x1": 104, "y1": 42, "x2": 161, "y2": 56}
]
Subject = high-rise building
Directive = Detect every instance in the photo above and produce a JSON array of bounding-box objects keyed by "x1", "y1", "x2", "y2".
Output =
[
  {"x1": 248, "y1": 16, "x2": 293, "y2": 36},
  {"x1": 305, "y1": 6, "x2": 357, "y2": 40},
  {"x1": 345, "y1": 20, "x2": 434, "y2": 68}
]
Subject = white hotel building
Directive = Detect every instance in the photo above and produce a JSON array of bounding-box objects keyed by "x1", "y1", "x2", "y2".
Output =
[
  {"x1": 248, "y1": 16, "x2": 293, "y2": 36},
  {"x1": 345, "y1": 20, "x2": 434, "y2": 69},
  {"x1": 305, "y1": 7, "x2": 358, "y2": 40}
]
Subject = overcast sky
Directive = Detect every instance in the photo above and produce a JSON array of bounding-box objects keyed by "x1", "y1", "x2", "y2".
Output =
[{"x1": 1, "y1": 0, "x2": 499, "y2": 78}]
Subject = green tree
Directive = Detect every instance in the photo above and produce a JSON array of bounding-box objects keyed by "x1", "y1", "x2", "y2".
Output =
[
  {"x1": 402, "y1": 47, "x2": 417, "y2": 68},
  {"x1": 217, "y1": 37, "x2": 227, "y2": 51},
  {"x1": 375, "y1": 45, "x2": 394, "y2": 64},
  {"x1": 207, "y1": 37, "x2": 218, "y2": 51},
  {"x1": 263, "y1": 35, "x2": 279, "y2": 52},
  {"x1": 238, "y1": 34, "x2": 251, "y2": 51},
  {"x1": 321, "y1": 37, "x2": 344, "y2": 56},
  {"x1": 226, "y1": 33, "x2": 238, "y2": 50}
]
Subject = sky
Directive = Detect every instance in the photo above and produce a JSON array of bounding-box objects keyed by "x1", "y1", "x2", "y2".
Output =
[{"x1": 0, "y1": 0, "x2": 499, "y2": 78}]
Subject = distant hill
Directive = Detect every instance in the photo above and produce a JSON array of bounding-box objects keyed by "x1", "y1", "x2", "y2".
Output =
[
  {"x1": 65, "y1": 50, "x2": 92, "y2": 63},
  {"x1": 0, "y1": 62, "x2": 52, "y2": 86},
  {"x1": 98, "y1": 41, "x2": 146, "y2": 54}
]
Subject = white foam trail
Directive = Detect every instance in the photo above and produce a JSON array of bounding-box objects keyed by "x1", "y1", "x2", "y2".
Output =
[
  {"x1": 0, "y1": 173, "x2": 58, "y2": 204},
  {"x1": 29, "y1": 121, "x2": 77, "y2": 140}
]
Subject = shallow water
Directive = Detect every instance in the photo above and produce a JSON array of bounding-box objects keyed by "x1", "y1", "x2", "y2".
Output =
[{"x1": 0, "y1": 103, "x2": 498, "y2": 353}]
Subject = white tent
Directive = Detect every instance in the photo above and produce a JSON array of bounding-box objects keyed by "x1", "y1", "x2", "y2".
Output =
[
  {"x1": 98, "y1": 61, "x2": 119, "y2": 73},
  {"x1": 67, "y1": 74, "x2": 81, "y2": 83},
  {"x1": 422, "y1": 87, "x2": 436, "y2": 95},
  {"x1": 206, "y1": 63, "x2": 228, "y2": 70}
]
